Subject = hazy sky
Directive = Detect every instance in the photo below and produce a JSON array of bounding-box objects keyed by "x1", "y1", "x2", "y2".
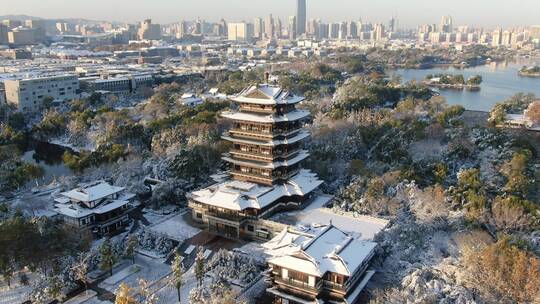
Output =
[{"x1": 2, "y1": 0, "x2": 539, "y2": 28}]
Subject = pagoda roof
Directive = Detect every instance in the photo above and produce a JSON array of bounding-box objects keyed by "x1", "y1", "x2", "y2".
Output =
[
  {"x1": 222, "y1": 130, "x2": 310, "y2": 146},
  {"x1": 221, "y1": 109, "x2": 310, "y2": 123},
  {"x1": 222, "y1": 150, "x2": 309, "y2": 169},
  {"x1": 232, "y1": 84, "x2": 304, "y2": 105},
  {"x1": 188, "y1": 169, "x2": 323, "y2": 211}
]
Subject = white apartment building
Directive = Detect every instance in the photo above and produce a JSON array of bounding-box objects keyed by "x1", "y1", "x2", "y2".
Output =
[
  {"x1": 4, "y1": 75, "x2": 79, "y2": 112},
  {"x1": 228, "y1": 22, "x2": 253, "y2": 42}
]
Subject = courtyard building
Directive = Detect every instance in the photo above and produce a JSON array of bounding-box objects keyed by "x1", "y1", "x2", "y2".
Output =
[{"x1": 53, "y1": 181, "x2": 136, "y2": 237}]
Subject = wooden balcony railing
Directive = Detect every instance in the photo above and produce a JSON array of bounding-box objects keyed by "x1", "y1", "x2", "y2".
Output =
[
  {"x1": 274, "y1": 276, "x2": 322, "y2": 292},
  {"x1": 229, "y1": 128, "x2": 300, "y2": 140},
  {"x1": 230, "y1": 149, "x2": 300, "y2": 161},
  {"x1": 322, "y1": 280, "x2": 346, "y2": 292}
]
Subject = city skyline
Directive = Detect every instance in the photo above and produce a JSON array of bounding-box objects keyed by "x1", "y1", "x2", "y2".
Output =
[{"x1": 2, "y1": 0, "x2": 540, "y2": 28}]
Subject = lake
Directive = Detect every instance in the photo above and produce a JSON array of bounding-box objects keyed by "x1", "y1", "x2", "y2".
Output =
[
  {"x1": 391, "y1": 60, "x2": 540, "y2": 112},
  {"x1": 21, "y1": 141, "x2": 74, "y2": 185}
]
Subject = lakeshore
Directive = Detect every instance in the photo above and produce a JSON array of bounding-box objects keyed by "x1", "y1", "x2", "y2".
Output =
[{"x1": 391, "y1": 60, "x2": 540, "y2": 111}]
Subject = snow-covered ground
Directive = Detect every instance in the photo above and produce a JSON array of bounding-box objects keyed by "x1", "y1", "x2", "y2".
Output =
[
  {"x1": 146, "y1": 211, "x2": 201, "y2": 242},
  {"x1": 64, "y1": 290, "x2": 112, "y2": 304},
  {"x1": 98, "y1": 255, "x2": 171, "y2": 294},
  {"x1": 271, "y1": 194, "x2": 389, "y2": 240},
  {"x1": 0, "y1": 281, "x2": 32, "y2": 304}
]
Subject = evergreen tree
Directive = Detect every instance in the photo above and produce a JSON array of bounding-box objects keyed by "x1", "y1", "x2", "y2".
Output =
[
  {"x1": 125, "y1": 234, "x2": 139, "y2": 264},
  {"x1": 100, "y1": 238, "x2": 117, "y2": 277},
  {"x1": 46, "y1": 275, "x2": 63, "y2": 302},
  {"x1": 194, "y1": 246, "x2": 206, "y2": 288},
  {"x1": 170, "y1": 250, "x2": 184, "y2": 303},
  {"x1": 0, "y1": 257, "x2": 13, "y2": 288}
]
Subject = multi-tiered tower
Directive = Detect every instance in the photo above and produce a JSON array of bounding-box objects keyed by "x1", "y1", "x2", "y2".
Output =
[
  {"x1": 221, "y1": 85, "x2": 311, "y2": 185},
  {"x1": 188, "y1": 84, "x2": 322, "y2": 240}
]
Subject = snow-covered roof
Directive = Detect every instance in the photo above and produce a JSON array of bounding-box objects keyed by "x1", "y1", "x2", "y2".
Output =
[
  {"x1": 222, "y1": 130, "x2": 310, "y2": 147},
  {"x1": 221, "y1": 109, "x2": 310, "y2": 123},
  {"x1": 54, "y1": 199, "x2": 130, "y2": 219},
  {"x1": 60, "y1": 181, "x2": 125, "y2": 203},
  {"x1": 93, "y1": 200, "x2": 129, "y2": 215},
  {"x1": 268, "y1": 225, "x2": 377, "y2": 277},
  {"x1": 188, "y1": 169, "x2": 322, "y2": 211},
  {"x1": 232, "y1": 84, "x2": 305, "y2": 105},
  {"x1": 222, "y1": 150, "x2": 309, "y2": 169}
]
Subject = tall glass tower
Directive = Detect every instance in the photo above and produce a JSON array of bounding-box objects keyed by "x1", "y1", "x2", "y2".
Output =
[{"x1": 296, "y1": 0, "x2": 306, "y2": 36}]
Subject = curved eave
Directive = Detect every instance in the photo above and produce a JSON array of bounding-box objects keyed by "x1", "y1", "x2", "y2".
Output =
[
  {"x1": 223, "y1": 150, "x2": 309, "y2": 169},
  {"x1": 221, "y1": 110, "x2": 310, "y2": 123},
  {"x1": 231, "y1": 95, "x2": 305, "y2": 105},
  {"x1": 222, "y1": 131, "x2": 310, "y2": 146}
]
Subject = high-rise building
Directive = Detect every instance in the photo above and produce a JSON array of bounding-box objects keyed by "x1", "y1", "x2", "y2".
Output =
[
  {"x1": 274, "y1": 18, "x2": 282, "y2": 38},
  {"x1": 440, "y1": 15, "x2": 453, "y2": 33},
  {"x1": 296, "y1": 0, "x2": 306, "y2": 36},
  {"x1": 219, "y1": 19, "x2": 228, "y2": 36},
  {"x1": 492, "y1": 29, "x2": 502, "y2": 46},
  {"x1": 530, "y1": 25, "x2": 540, "y2": 40},
  {"x1": 254, "y1": 17, "x2": 263, "y2": 39},
  {"x1": 307, "y1": 19, "x2": 319, "y2": 38},
  {"x1": 138, "y1": 19, "x2": 161, "y2": 40},
  {"x1": 193, "y1": 18, "x2": 204, "y2": 35},
  {"x1": 318, "y1": 22, "x2": 328, "y2": 39},
  {"x1": 0, "y1": 24, "x2": 8, "y2": 45},
  {"x1": 264, "y1": 14, "x2": 274, "y2": 38},
  {"x1": 176, "y1": 21, "x2": 188, "y2": 39},
  {"x1": 338, "y1": 22, "x2": 347, "y2": 40},
  {"x1": 347, "y1": 21, "x2": 358, "y2": 39},
  {"x1": 228, "y1": 22, "x2": 253, "y2": 42},
  {"x1": 389, "y1": 17, "x2": 397, "y2": 32},
  {"x1": 288, "y1": 16, "x2": 296, "y2": 40},
  {"x1": 25, "y1": 19, "x2": 46, "y2": 42},
  {"x1": 374, "y1": 23, "x2": 386, "y2": 41},
  {"x1": 328, "y1": 23, "x2": 339, "y2": 39},
  {"x1": 7, "y1": 27, "x2": 37, "y2": 45},
  {"x1": 502, "y1": 30, "x2": 512, "y2": 45}
]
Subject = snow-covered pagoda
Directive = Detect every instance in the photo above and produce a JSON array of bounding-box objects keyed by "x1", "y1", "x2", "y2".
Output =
[{"x1": 188, "y1": 84, "x2": 323, "y2": 240}]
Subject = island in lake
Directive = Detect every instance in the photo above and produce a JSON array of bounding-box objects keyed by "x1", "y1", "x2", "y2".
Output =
[
  {"x1": 518, "y1": 65, "x2": 540, "y2": 77},
  {"x1": 423, "y1": 73, "x2": 483, "y2": 91}
]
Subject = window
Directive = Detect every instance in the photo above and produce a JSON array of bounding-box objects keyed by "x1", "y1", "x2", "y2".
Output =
[
  {"x1": 247, "y1": 225, "x2": 254, "y2": 232},
  {"x1": 196, "y1": 212, "x2": 202, "y2": 219}
]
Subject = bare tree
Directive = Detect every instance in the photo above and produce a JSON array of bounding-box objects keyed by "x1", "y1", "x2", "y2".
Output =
[
  {"x1": 71, "y1": 253, "x2": 90, "y2": 294},
  {"x1": 139, "y1": 278, "x2": 158, "y2": 304}
]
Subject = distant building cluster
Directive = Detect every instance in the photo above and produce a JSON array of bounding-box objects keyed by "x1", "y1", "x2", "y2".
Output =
[
  {"x1": 417, "y1": 16, "x2": 540, "y2": 49},
  {"x1": 0, "y1": 5, "x2": 539, "y2": 114}
]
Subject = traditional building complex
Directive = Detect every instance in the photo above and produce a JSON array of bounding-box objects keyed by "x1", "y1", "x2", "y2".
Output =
[
  {"x1": 53, "y1": 181, "x2": 135, "y2": 237},
  {"x1": 265, "y1": 225, "x2": 377, "y2": 304},
  {"x1": 188, "y1": 84, "x2": 323, "y2": 240}
]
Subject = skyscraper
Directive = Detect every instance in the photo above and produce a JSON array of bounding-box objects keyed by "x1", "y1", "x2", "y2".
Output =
[
  {"x1": 254, "y1": 17, "x2": 263, "y2": 39},
  {"x1": 288, "y1": 16, "x2": 296, "y2": 40},
  {"x1": 264, "y1": 14, "x2": 274, "y2": 38},
  {"x1": 440, "y1": 15, "x2": 453, "y2": 33},
  {"x1": 296, "y1": 0, "x2": 306, "y2": 37}
]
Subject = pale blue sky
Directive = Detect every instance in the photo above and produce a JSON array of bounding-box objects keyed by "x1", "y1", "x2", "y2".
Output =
[{"x1": 2, "y1": 0, "x2": 539, "y2": 28}]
